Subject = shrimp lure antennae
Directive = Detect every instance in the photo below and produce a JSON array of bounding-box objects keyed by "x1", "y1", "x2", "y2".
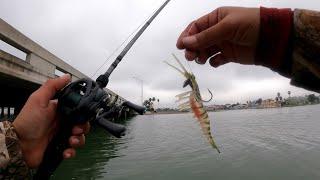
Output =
[{"x1": 165, "y1": 54, "x2": 220, "y2": 153}]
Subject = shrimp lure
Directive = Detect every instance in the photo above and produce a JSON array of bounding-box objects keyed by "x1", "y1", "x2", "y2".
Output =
[{"x1": 165, "y1": 54, "x2": 220, "y2": 153}]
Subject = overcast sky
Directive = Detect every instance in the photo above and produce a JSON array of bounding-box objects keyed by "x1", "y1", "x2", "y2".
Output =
[{"x1": 1, "y1": 0, "x2": 320, "y2": 107}]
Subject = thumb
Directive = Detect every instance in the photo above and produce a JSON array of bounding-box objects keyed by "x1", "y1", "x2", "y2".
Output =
[
  {"x1": 34, "y1": 74, "x2": 71, "y2": 106},
  {"x1": 182, "y1": 20, "x2": 231, "y2": 50}
]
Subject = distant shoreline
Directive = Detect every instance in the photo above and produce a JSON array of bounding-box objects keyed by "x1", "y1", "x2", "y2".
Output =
[
  {"x1": 144, "y1": 111, "x2": 188, "y2": 115},
  {"x1": 145, "y1": 103, "x2": 320, "y2": 115}
]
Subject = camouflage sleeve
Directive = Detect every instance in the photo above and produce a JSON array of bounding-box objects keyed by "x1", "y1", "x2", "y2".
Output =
[
  {"x1": 290, "y1": 9, "x2": 320, "y2": 92},
  {"x1": 0, "y1": 121, "x2": 32, "y2": 179},
  {"x1": 257, "y1": 7, "x2": 320, "y2": 93}
]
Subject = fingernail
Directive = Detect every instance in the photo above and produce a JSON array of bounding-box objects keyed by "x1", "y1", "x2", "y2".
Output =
[
  {"x1": 182, "y1": 36, "x2": 197, "y2": 46},
  {"x1": 187, "y1": 23, "x2": 196, "y2": 35},
  {"x1": 210, "y1": 59, "x2": 220, "y2": 68},
  {"x1": 73, "y1": 137, "x2": 80, "y2": 144},
  {"x1": 185, "y1": 50, "x2": 197, "y2": 61},
  {"x1": 209, "y1": 59, "x2": 215, "y2": 67},
  {"x1": 61, "y1": 74, "x2": 71, "y2": 80},
  {"x1": 73, "y1": 127, "x2": 83, "y2": 134},
  {"x1": 195, "y1": 58, "x2": 204, "y2": 64}
]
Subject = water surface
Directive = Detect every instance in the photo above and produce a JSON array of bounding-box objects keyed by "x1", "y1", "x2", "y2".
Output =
[{"x1": 53, "y1": 104, "x2": 320, "y2": 180}]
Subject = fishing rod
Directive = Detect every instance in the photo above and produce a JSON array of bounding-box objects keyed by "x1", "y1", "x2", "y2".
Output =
[
  {"x1": 96, "y1": 0, "x2": 171, "y2": 88},
  {"x1": 34, "y1": 0, "x2": 171, "y2": 179}
]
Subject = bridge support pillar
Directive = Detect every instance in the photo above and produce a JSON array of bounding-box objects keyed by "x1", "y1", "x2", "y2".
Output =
[
  {"x1": 0, "y1": 107, "x2": 3, "y2": 119},
  {"x1": 26, "y1": 53, "x2": 55, "y2": 77}
]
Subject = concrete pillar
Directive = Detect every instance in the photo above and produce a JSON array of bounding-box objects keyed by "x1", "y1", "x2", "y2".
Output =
[
  {"x1": 7, "y1": 107, "x2": 10, "y2": 118},
  {"x1": 0, "y1": 107, "x2": 3, "y2": 119},
  {"x1": 3, "y1": 107, "x2": 7, "y2": 118},
  {"x1": 26, "y1": 53, "x2": 55, "y2": 78},
  {"x1": 71, "y1": 75, "x2": 79, "y2": 82},
  {"x1": 14, "y1": 105, "x2": 22, "y2": 116}
]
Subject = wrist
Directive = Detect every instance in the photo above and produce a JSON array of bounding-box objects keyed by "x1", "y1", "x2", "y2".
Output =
[
  {"x1": 12, "y1": 118, "x2": 25, "y2": 145},
  {"x1": 255, "y1": 7, "x2": 294, "y2": 75},
  {"x1": 0, "y1": 121, "x2": 30, "y2": 175},
  {"x1": 12, "y1": 119, "x2": 29, "y2": 160}
]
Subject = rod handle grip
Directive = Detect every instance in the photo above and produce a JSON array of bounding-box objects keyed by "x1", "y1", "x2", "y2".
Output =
[
  {"x1": 122, "y1": 101, "x2": 145, "y2": 115},
  {"x1": 96, "y1": 117, "x2": 126, "y2": 138}
]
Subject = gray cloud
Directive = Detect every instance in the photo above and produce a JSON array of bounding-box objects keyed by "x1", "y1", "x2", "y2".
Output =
[{"x1": 1, "y1": 0, "x2": 319, "y2": 107}]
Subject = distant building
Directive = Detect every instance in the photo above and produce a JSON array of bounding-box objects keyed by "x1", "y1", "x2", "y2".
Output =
[
  {"x1": 204, "y1": 93, "x2": 319, "y2": 112},
  {"x1": 247, "y1": 99, "x2": 262, "y2": 108},
  {"x1": 206, "y1": 105, "x2": 226, "y2": 111},
  {"x1": 230, "y1": 104, "x2": 247, "y2": 110},
  {"x1": 261, "y1": 99, "x2": 281, "y2": 108}
]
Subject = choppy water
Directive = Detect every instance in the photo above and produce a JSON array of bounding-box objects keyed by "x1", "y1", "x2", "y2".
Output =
[{"x1": 53, "y1": 104, "x2": 320, "y2": 180}]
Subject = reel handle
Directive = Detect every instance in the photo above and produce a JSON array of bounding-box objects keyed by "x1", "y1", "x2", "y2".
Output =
[
  {"x1": 122, "y1": 101, "x2": 145, "y2": 115},
  {"x1": 96, "y1": 117, "x2": 126, "y2": 138}
]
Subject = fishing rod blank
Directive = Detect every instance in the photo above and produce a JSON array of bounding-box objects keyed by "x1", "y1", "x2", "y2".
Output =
[{"x1": 96, "y1": 0, "x2": 171, "y2": 88}]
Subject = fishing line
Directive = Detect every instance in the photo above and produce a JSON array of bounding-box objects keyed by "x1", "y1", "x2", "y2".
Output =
[
  {"x1": 186, "y1": 60, "x2": 194, "y2": 74},
  {"x1": 188, "y1": 58, "x2": 213, "y2": 102},
  {"x1": 91, "y1": 0, "x2": 162, "y2": 78},
  {"x1": 91, "y1": 19, "x2": 146, "y2": 78}
]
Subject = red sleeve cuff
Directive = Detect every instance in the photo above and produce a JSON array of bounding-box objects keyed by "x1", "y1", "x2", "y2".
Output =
[{"x1": 255, "y1": 7, "x2": 293, "y2": 73}]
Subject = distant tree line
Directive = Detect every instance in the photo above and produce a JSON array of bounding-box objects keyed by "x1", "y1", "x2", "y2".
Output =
[
  {"x1": 277, "y1": 92, "x2": 320, "y2": 106},
  {"x1": 143, "y1": 97, "x2": 159, "y2": 112}
]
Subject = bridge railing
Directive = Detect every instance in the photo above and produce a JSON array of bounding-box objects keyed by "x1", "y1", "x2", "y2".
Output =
[{"x1": 0, "y1": 18, "x2": 86, "y2": 83}]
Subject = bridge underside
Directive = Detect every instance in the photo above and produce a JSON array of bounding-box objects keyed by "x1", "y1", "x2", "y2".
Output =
[{"x1": 0, "y1": 72, "x2": 40, "y2": 119}]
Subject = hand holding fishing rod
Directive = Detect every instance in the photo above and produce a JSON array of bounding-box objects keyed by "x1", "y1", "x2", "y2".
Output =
[
  {"x1": 34, "y1": 0, "x2": 171, "y2": 179},
  {"x1": 12, "y1": 74, "x2": 89, "y2": 169},
  {"x1": 33, "y1": 77, "x2": 145, "y2": 179}
]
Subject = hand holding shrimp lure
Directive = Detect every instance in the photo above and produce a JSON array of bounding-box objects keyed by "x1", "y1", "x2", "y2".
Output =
[{"x1": 165, "y1": 54, "x2": 220, "y2": 153}]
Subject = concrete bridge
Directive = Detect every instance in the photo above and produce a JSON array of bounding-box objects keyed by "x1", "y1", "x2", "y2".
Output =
[{"x1": 0, "y1": 18, "x2": 126, "y2": 120}]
